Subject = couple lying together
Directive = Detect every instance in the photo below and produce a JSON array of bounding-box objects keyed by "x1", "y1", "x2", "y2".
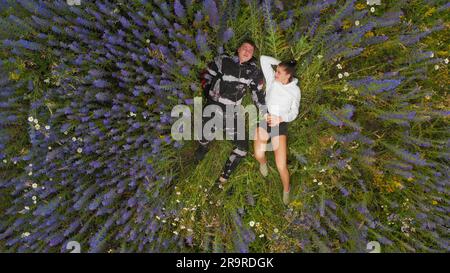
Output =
[{"x1": 194, "y1": 39, "x2": 301, "y2": 205}]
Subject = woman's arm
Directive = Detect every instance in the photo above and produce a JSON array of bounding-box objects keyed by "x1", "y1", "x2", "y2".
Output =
[
  {"x1": 280, "y1": 89, "x2": 301, "y2": 123},
  {"x1": 260, "y1": 55, "x2": 281, "y2": 84}
]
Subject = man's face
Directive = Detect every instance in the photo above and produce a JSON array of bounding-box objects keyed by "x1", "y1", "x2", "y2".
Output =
[{"x1": 237, "y1": 43, "x2": 255, "y2": 64}]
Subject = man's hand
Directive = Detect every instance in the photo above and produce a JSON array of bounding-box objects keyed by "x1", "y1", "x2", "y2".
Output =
[{"x1": 267, "y1": 114, "x2": 283, "y2": 127}]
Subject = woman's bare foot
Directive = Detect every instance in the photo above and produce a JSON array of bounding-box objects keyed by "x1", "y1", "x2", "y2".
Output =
[{"x1": 283, "y1": 185, "x2": 290, "y2": 205}]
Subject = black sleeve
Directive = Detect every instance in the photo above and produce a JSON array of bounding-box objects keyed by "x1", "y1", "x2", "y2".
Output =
[
  {"x1": 201, "y1": 54, "x2": 224, "y2": 91},
  {"x1": 249, "y1": 68, "x2": 267, "y2": 116}
]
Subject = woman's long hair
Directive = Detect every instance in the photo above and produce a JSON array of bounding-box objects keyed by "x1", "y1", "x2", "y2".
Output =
[{"x1": 278, "y1": 60, "x2": 297, "y2": 82}]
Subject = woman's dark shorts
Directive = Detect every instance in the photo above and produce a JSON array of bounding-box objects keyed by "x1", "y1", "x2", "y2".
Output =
[{"x1": 257, "y1": 120, "x2": 288, "y2": 139}]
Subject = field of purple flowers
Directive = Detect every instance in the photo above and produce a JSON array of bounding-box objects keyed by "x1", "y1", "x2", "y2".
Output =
[{"x1": 0, "y1": 0, "x2": 448, "y2": 252}]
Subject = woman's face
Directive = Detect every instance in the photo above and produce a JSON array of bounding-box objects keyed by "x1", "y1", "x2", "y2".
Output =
[
  {"x1": 237, "y1": 43, "x2": 255, "y2": 64},
  {"x1": 275, "y1": 65, "x2": 290, "y2": 84}
]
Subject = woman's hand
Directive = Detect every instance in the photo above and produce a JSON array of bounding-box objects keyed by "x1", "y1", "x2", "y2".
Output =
[{"x1": 267, "y1": 114, "x2": 283, "y2": 127}]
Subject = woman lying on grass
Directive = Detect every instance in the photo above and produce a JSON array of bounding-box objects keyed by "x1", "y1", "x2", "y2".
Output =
[{"x1": 254, "y1": 55, "x2": 301, "y2": 205}]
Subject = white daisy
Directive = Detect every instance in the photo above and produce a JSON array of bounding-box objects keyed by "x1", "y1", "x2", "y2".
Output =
[
  {"x1": 338, "y1": 73, "x2": 343, "y2": 79},
  {"x1": 318, "y1": 182, "x2": 323, "y2": 186},
  {"x1": 336, "y1": 64, "x2": 343, "y2": 70},
  {"x1": 445, "y1": 58, "x2": 449, "y2": 64},
  {"x1": 344, "y1": 72, "x2": 350, "y2": 77},
  {"x1": 259, "y1": 234, "x2": 265, "y2": 238},
  {"x1": 274, "y1": 228, "x2": 279, "y2": 233},
  {"x1": 72, "y1": 137, "x2": 77, "y2": 142},
  {"x1": 355, "y1": 20, "x2": 360, "y2": 26},
  {"x1": 370, "y1": 7, "x2": 375, "y2": 12},
  {"x1": 434, "y1": 65, "x2": 440, "y2": 70},
  {"x1": 32, "y1": 196, "x2": 37, "y2": 201},
  {"x1": 28, "y1": 116, "x2": 34, "y2": 122},
  {"x1": 77, "y1": 148, "x2": 83, "y2": 154},
  {"x1": 32, "y1": 183, "x2": 38, "y2": 189},
  {"x1": 249, "y1": 221, "x2": 255, "y2": 227},
  {"x1": 45, "y1": 125, "x2": 50, "y2": 130},
  {"x1": 34, "y1": 124, "x2": 40, "y2": 130}
]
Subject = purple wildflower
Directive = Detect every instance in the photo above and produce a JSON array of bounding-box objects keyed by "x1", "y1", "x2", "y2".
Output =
[
  {"x1": 174, "y1": 0, "x2": 186, "y2": 18},
  {"x1": 203, "y1": 0, "x2": 219, "y2": 28}
]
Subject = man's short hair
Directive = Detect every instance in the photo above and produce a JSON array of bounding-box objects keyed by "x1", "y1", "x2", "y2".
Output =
[{"x1": 239, "y1": 38, "x2": 257, "y2": 52}]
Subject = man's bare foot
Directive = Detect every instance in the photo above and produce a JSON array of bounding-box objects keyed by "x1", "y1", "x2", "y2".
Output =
[{"x1": 217, "y1": 176, "x2": 227, "y2": 189}]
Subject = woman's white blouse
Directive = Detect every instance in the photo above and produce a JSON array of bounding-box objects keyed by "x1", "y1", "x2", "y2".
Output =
[{"x1": 260, "y1": 55, "x2": 301, "y2": 123}]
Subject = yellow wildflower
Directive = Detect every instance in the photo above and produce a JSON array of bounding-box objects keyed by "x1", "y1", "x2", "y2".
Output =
[
  {"x1": 424, "y1": 7, "x2": 436, "y2": 17},
  {"x1": 9, "y1": 72, "x2": 20, "y2": 81},
  {"x1": 290, "y1": 200, "x2": 302, "y2": 208},
  {"x1": 342, "y1": 20, "x2": 353, "y2": 30},
  {"x1": 355, "y1": 3, "x2": 366, "y2": 10},
  {"x1": 364, "y1": 31, "x2": 375, "y2": 38}
]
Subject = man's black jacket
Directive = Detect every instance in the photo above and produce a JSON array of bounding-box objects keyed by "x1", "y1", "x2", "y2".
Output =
[{"x1": 201, "y1": 54, "x2": 267, "y2": 115}]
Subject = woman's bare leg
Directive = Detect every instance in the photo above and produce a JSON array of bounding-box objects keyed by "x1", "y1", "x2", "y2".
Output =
[
  {"x1": 254, "y1": 127, "x2": 269, "y2": 164},
  {"x1": 272, "y1": 135, "x2": 290, "y2": 193}
]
